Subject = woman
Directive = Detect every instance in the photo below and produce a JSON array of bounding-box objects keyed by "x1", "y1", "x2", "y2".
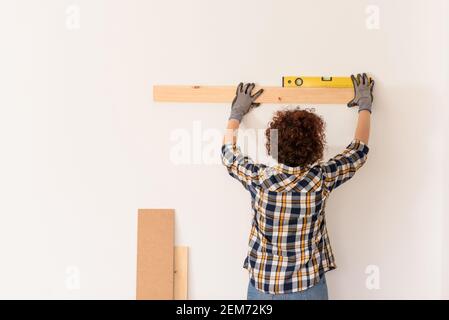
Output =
[{"x1": 221, "y1": 74, "x2": 374, "y2": 300}]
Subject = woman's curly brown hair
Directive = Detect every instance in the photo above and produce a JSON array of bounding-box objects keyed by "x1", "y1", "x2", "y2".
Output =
[{"x1": 265, "y1": 108, "x2": 326, "y2": 167}]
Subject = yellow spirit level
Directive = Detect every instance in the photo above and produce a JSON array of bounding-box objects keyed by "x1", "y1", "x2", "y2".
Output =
[{"x1": 282, "y1": 76, "x2": 353, "y2": 88}]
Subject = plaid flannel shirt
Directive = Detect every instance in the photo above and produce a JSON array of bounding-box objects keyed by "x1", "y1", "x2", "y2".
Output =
[{"x1": 221, "y1": 139, "x2": 369, "y2": 294}]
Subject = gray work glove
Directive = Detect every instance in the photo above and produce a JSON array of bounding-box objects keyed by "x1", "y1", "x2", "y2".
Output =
[
  {"x1": 229, "y1": 83, "x2": 264, "y2": 122},
  {"x1": 347, "y1": 73, "x2": 375, "y2": 113}
]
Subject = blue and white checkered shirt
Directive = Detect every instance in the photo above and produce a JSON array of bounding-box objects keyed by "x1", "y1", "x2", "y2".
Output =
[{"x1": 221, "y1": 139, "x2": 369, "y2": 294}]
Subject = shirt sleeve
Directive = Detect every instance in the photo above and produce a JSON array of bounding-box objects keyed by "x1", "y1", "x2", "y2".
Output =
[
  {"x1": 321, "y1": 139, "x2": 369, "y2": 193},
  {"x1": 221, "y1": 143, "x2": 262, "y2": 190}
]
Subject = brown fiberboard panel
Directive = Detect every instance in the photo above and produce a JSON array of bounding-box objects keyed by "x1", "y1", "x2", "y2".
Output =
[
  {"x1": 153, "y1": 85, "x2": 354, "y2": 104},
  {"x1": 136, "y1": 209, "x2": 175, "y2": 300}
]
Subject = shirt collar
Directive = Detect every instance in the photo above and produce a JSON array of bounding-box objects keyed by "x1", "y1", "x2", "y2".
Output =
[{"x1": 274, "y1": 163, "x2": 308, "y2": 174}]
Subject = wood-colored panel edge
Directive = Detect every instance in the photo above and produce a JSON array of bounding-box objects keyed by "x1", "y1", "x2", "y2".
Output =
[{"x1": 174, "y1": 246, "x2": 189, "y2": 300}]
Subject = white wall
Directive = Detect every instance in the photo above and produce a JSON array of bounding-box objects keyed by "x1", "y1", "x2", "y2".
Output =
[{"x1": 0, "y1": 0, "x2": 447, "y2": 299}]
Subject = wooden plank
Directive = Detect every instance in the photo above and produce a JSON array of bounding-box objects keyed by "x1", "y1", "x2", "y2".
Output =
[
  {"x1": 136, "y1": 209, "x2": 174, "y2": 300},
  {"x1": 153, "y1": 85, "x2": 354, "y2": 104},
  {"x1": 174, "y1": 246, "x2": 189, "y2": 300}
]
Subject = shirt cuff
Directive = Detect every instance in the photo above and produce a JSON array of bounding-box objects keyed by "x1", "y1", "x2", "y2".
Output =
[
  {"x1": 347, "y1": 139, "x2": 370, "y2": 155},
  {"x1": 221, "y1": 143, "x2": 238, "y2": 154},
  {"x1": 221, "y1": 143, "x2": 239, "y2": 166}
]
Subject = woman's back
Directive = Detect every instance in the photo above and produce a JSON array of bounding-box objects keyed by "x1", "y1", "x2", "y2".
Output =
[{"x1": 221, "y1": 139, "x2": 369, "y2": 294}]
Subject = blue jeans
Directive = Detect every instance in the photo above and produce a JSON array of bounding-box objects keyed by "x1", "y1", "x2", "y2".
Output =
[{"x1": 247, "y1": 275, "x2": 329, "y2": 300}]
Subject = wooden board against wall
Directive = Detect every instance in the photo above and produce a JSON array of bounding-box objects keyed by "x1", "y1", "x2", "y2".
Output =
[
  {"x1": 153, "y1": 85, "x2": 354, "y2": 104},
  {"x1": 174, "y1": 246, "x2": 189, "y2": 300},
  {"x1": 136, "y1": 209, "x2": 174, "y2": 300}
]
